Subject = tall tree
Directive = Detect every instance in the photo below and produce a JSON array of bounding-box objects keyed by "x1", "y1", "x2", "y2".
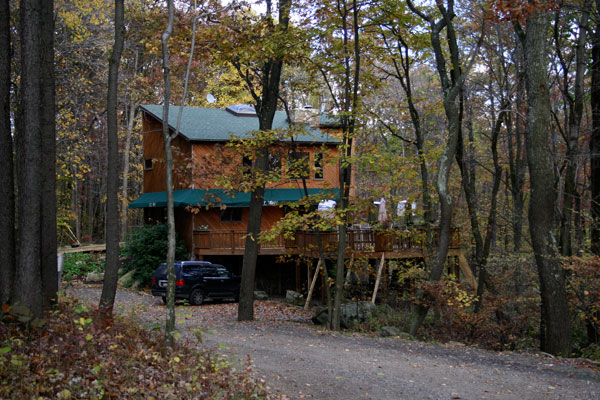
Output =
[
  {"x1": 0, "y1": 0, "x2": 14, "y2": 305},
  {"x1": 554, "y1": 1, "x2": 590, "y2": 257},
  {"x1": 507, "y1": 31, "x2": 527, "y2": 252},
  {"x1": 406, "y1": 0, "x2": 482, "y2": 336},
  {"x1": 99, "y1": 0, "x2": 125, "y2": 315},
  {"x1": 331, "y1": 0, "x2": 361, "y2": 331},
  {"x1": 591, "y1": 0, "x2": 600, "y2": 256},
  {"x1": 304, "y1": 0, "x2": 364, "y2": 330},
  {"x1": 40, "y1": 0, "x2": 58, "y2": 310},
  {"x1": 234, "y1": 0, "x2": 291, "y2": 322},
  {"x1": 516, "y1": 3, "x2": 572, "y2": 355},
  {"x1": 160, "y1": 0, "x2": 178, "y2": 344},
  {"x1": 14, "y1": 0, "x2": 58, "y2": 317}
]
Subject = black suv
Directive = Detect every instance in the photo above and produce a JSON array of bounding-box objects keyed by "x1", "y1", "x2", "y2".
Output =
[{"x1": 151, "y1": 261, "x2": 241, "y2": 305}]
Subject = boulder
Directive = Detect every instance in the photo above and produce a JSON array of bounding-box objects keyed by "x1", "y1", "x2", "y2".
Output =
[
  {"x1": 85, "y1": 272, "x2": 104, "y2": 283},
  {"x1": 380, "y1": 326, "x2": 401, "y2": 337},
  {"x1": 130, "y1": 279, "x2": 144, "y2": 290},
  {"x1": 254, "y1": 291, "x2": 269, "y2": 301},
  {"x1": 339, "y1": 301, "x2": 376, "y2": 329},
  {"x1": 286, "y1": 290, "x2": 304, "y2": 307},
  {"x1": 374, "y1": 303, "x2": 395, "y2": 318},
  {"x1": 117, "y1": 270, "x2": 135, "y2": 287},
  {"x1": 312, "y1": 307, "x2": 329, "y2": 326}
]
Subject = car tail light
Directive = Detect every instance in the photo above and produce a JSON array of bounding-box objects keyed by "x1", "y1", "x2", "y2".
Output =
[
  {"x1": 176, "y1": 279, "x2": 185, "y2": 287},
  {"x1": 151, "y1": 278, "x2": 156, "y2": 286}
]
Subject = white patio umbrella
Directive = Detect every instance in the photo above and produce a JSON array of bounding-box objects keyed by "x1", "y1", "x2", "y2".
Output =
[{"x1": 377, "y1": 197, "x2": 388, "y2": 223}]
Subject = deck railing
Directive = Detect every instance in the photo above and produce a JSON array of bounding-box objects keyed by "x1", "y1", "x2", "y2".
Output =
[{"x1": 193, "y1": 227, "x2": 460, "y2": 255}]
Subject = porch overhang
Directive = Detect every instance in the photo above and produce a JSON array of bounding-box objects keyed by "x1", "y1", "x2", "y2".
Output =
[{"x1": 129, "y1": 188, "x2": 340, "y2": 209}]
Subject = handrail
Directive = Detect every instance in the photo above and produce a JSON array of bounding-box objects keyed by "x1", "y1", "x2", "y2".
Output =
[{"x1": 193, "y1": 227, "x2": 460, "y2": 254}]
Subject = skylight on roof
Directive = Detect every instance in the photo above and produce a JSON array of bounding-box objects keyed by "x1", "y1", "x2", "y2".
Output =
[{"x1": 225, "y1": 104, "x2": 256, "y2": 116}]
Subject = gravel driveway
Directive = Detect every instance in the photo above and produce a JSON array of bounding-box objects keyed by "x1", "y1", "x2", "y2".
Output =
[{"x1": 67, "y1": 284, "x2": 600, "y2": 400}]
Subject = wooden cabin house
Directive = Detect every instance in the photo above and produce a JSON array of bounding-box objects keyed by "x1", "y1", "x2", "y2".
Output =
[
  {"x1": 129, "y1": 104, "x2": 474, "y2": 296},
  {"x1": 130, "y1": 104, "x2": 341, "y2": 260}
]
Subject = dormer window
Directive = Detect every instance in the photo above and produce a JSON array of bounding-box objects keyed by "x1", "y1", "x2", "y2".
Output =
[{"x1": 225, "y1": 104, "x2": 256, "y2": 116}]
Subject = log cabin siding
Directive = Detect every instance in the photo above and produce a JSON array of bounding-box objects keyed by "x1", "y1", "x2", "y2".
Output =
[
  {"x1": 142, "y1": 115, "x2": 191, "y2": 193},
  {"x1": 142, "y1": 110, "x2": 340, "y2": 193},
  {"x1": 192, "y1": 206, "x2": 284, "y2": 232},
  {"x1": 140, "y1": 109, "x2": 341, "y2": 256}
]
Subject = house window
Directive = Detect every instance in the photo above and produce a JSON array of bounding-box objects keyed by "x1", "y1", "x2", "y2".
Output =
[
  {"x1": 268, "y1": 153, "x2": 282, "y2": 172},
  {"x1": 144, "y1": 158, "x2": 153, "y2": 170},
  {"x1": 288, "y1": 151, "x2": 310, "y2": 179},
  {"x1": 220, "y1": 208, "x2": 242, "y2": 222},
  {"x1": 314, "y1": 152, "x2": 324, "y2": 180},
  {"x1": 242, "y1": 156, "x2": 252, "y2": 176}
]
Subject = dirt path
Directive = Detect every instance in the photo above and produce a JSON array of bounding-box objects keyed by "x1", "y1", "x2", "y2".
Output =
[{"x1": 67, "y1": 285, "x2": 600, "y2": 400}]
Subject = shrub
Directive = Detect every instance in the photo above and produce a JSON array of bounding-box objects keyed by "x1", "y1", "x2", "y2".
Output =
[
  {"x1": 121, "y1": 224, "x2": 189, "y2": 287},
  {"x1": 62, "y1": 253, "x2": 104, "y2": 281},
  {"x1": 564, "y1": 253, "x2": 600, "y2": 359}
]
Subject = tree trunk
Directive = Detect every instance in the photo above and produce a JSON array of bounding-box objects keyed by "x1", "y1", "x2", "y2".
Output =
[
  {"x1": 14, "y1": 0, "x2": 44, "y2": 317},
  {"x1": 407, "y1": 0, "x2": 481, "y2": 336},
  {"x1": 121, "y1": 101, "x2": 137, "y2": 240},
  {"x1": 556, "y1": 3, "x2": 589, "y2": 257},
  {"x1": 40, "y1": 0, "x2": 57, "y2": 309},
  {"x1": 161, "y1": 0, "x2": 176, "y2": 345},
  {"x1": 521, "y1": 9, "x2": 572, "y2": 356},
  {"x1": 591, "y1": 0, "x2": 600, "y2": 256},
  {"x1": 238, "y1": 0, "x2": 290, "y2": 321},
  {"x1": 99, "y1": 0, "x2": 125, "y2": 316},
  {"x1": 508, "y1": 33, "x2": 527, "y2": 252},
  {"x1": 0, "y1": 0, "x2": 14, "y2": 305}
]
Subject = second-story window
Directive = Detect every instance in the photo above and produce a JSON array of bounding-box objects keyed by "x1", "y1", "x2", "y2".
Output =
[
  {"x1": 242, "y1": 156, "x2": 252, "y2": 176},
  {"x1": 314, "y1": 152, "x2": 324, "y2": 180},
  {"x1": 268, "y1": 153, "x2": 282, "y2": 172},
  {"x1": 288, "y1": 151, "x2": 310, "y2": 179}
]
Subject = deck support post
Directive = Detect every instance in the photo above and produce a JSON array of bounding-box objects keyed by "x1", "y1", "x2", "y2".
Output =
[
  {"x1": 304, "y1": 258, "x2": 322, "y2": 310},
  {"x1": 371, "y1": 253, "x2": 386, "y2": 304}
]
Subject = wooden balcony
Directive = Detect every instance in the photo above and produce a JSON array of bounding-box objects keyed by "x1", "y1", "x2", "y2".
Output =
[{"x1": 193, "y1": 227, "x2": 461, "y2": 259}]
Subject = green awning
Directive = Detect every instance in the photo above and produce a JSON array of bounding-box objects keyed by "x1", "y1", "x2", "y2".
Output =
[{"x1": 129, "y1": 188, "x2": 340, "y2": 209}]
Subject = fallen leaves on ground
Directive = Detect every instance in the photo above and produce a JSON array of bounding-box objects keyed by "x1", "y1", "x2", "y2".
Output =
[{"x1": 0, "y1": 295, "x2": 280, "y2": 399}]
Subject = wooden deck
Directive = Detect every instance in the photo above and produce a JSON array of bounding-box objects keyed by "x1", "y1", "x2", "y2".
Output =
[{"x1": 193, "y1": 227, "x2": 461, "y2": 259}]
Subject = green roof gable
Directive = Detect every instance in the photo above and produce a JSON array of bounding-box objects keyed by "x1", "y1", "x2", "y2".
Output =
[{"x1": 140, "y1": 105, "x2": 339, "y2": 144}]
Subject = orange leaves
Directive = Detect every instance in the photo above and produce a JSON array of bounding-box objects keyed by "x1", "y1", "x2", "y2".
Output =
[{"x1": 488, "y1": 0, "x2": 561, "y2": 24}]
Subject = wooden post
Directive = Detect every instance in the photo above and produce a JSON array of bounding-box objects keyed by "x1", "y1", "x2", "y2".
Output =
[
  {"x1": 304, "y1": 258, "x2": 322, "y2": 310},
  {"x1": 371, "y1": 253, "x2": 385, "y2": 304},
  {"x1": 295, "y1": 263, "x2": 301, "y2": 292},
  {"x1": 344, "y1": 253, "x2": 354, "y2": 287}
]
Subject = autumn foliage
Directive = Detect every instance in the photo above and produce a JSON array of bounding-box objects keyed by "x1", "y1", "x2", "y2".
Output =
[
  {"x1": 488, "y1": 0, "x2": 561, "y2": 23},
  {"x1": 0, "y1": 297, "x2": 269, "y2": 399}
]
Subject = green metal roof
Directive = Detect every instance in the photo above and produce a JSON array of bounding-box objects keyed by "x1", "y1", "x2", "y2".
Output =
[
  {"x1": 129, "y1": 188, "x2": 340, "y2": 209},
  {"x1": 140, "y1": 105, "x2": 339, "y2": 144}
]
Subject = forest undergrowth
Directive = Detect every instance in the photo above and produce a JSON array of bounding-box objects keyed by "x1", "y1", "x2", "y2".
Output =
[{"x1": 0, "y1": 295, "x2": 271, "y2": 399}]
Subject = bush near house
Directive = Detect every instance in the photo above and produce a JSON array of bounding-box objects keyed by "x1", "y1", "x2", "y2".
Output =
[
  {"x1": 121, "y1": 223, "x2": 189, "y2": 287},
  {"x1": 62, "y1": 253, "x2": 105, "y2": 281}
]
